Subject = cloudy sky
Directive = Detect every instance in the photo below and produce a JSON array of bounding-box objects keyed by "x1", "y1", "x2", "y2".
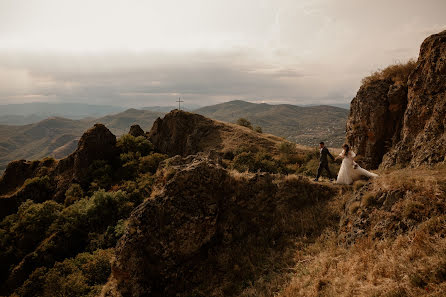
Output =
[{"x1": 0, "y1": 0, "x2": 445, "y2": 107}]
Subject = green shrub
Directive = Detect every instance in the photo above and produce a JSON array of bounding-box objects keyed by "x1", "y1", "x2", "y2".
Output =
[
  {"x1": 87, "y1": 160, "x2": 113, "y2": 192},
  {"x1": 117, "y1": 134, "x2": 153, "y2": 156},
  {"x1": 65, "y1": 184, "x2": 84, "y2": 206},
  {"x1": 139, "y1": 153, "x2": 168, "y2": 174},
  {"x1": 15, "y1": 249, "x2": 113, "y2": 297},
  {"x1": 53, "y1": 190, "x2": 132, "y2": 236},
  {"x1": 18, "y1": 175, "x2": 54, "y2": 203},
  {"x1": 254, "y1": 126, "x2": 262, "y2": 133},
  {"x1": 236, "y1": 118, "x2": 253, "y2": 130},
  {"x1": 0, "y1": 200, "x2": 62, "y2": 280}
]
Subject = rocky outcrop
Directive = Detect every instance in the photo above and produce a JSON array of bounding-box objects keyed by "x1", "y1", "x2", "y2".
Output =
[
  {"x1": 346, "y1": 30, "x2": 446, "y2": 169},
  {"x1": 102, "y1": 153, "x2": 336, "y2": 297},
  {"x1": 382, "y1": 30, "x2": 446, "y2": 167},
  {"x1": 148, "y1": 110, "x2": 288, "y2": 157},
  {"x1": 0, "y1": 123, "x2": 118, "y2": 216},
  {"x1": 128, "y1": 124, "x2": 146, "y2": 137},
  {"x1": 346, "y1": 79, "x2": 407, "y2": 169}
]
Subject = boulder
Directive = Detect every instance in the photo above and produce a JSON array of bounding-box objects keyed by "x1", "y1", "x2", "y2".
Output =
[{"x1": 128, "y1": 124, "x2": 146, "y2": 137}]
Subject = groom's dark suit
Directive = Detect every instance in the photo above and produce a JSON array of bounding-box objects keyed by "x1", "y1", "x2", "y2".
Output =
[{"x1": 316, "y1": 147, "x2": 334, "y2": 179}]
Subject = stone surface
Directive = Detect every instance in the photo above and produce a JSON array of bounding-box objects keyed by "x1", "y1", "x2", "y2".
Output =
[
  {"x1": 345, "y1": 78, "x2": 407, "y2": 169},
  {"x1": 102, "y1": 153, "x2": 336, "y2": 297},
  {"x1": 147, "y1": 110, "x2": 288, "y2": 157},
  {"x1": 128, "y1": 124, "x2": 146, "y2": 137},
  {"x1": 382, "y1": 30, "x2": 446, "y2": 167},
  {"x1": 346, "y1": 30, "x2": 446, "y2": 169}
]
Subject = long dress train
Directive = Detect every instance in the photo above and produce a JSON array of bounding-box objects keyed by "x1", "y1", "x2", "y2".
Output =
[{"x1": 336, "y1": 150, "x2": 378, "y2": 185}]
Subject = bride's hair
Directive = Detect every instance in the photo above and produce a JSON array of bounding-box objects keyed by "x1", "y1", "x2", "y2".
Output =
[{"x1": 343, "y1": 144, "x2": 350, "y2": 156}]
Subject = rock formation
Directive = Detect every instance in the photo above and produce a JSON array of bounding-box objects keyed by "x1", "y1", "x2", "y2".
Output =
[
  {"x1": 345, "y1": 79, "x2": 407, "y2": 169},
  {"x1": 102, "y1": 153, "x2": 336, "y2": 297},
  {"x1": 0, "y1": 123, "x2": 118, "y2": 218},
  {"x1": 128, "y1": 124, "x2": 146, "y2": 137},
  {"x1": 382, "y1": 30, "x2": 446, "y2": 167},
  {"x1": 346, "y1": 30, "x2": 446, "y2": 169},
  {"x1": 147, "y1": 110, "x2": 288, "y2": 157}
]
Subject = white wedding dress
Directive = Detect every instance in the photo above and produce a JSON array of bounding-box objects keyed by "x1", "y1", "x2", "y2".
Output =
[{"x1": 336, "y1": 150, "x2": 378, "y2": 185}]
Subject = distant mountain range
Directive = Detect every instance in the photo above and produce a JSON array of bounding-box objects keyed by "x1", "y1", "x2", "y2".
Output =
[
  {"x1": 0, "y1": 100, "x2": 348, "y2": 172},
  {"x1": 196, "y1": 100, "x2": 348, "y2": 148},
  {"x1": 0, "y1": 102, "x2": 126, "y2": 125},
  {"x1": 0, "y1": 109, "x2": 163, "y2": 172}
]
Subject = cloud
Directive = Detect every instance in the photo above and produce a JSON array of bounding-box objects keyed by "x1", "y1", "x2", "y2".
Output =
[
  {"x1": 0, "y1": 50, "x2": 355, "y2": 106},
  {"x1": 0, "y1": 0, "x2": 444, "y2": 107}
]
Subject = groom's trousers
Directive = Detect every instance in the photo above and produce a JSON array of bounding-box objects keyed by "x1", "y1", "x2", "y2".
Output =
[{"x1": 316, "y1": 162, "x2": 333, "y2": 179}]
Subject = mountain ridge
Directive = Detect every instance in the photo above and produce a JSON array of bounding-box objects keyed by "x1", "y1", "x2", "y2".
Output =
[{"x1": 0, "y1": 101, "x2": 347, "y2": 172}]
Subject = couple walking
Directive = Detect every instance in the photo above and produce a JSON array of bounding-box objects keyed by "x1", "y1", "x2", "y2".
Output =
[{"x1": 314, "y1": 142, "x2": 378, "y2": 185}]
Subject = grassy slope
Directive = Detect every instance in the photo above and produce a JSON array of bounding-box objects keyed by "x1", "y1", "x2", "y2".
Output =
[
  {"x1": 196, "y1": 100, "x2": 349, "y2": 148},
  {"x1": 239, "y1": 165, "x2": 446, "y2": 297}
]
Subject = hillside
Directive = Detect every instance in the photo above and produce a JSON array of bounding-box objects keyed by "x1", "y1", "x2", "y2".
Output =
[
  {"x1": 147, "y1": 109, "x2": 295, "y2": 157},
  {"x1": 0, "y1": 109, "x2": 164, "y2": 172},
  {"x1": 196, "y1": 100, "x2": 349, "y2": 147},
  {"x1": 0, "y1": 101, "x2": 346, "y2": 173},
  {"x1": 0, "y1": 29, "x2": 445, "y2": 297}
]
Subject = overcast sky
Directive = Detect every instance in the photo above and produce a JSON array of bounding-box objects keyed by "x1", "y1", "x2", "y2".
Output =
[{"x1": 0, "y1": 0, "x2": 445, "y2": 107}]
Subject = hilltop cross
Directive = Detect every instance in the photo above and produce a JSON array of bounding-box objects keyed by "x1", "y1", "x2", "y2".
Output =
[{"x1": 176, "y1": 97, "x2": 184, "y2": 110}]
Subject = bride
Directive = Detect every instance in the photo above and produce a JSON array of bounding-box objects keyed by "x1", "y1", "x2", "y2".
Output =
[{"x1": 335, "y1": 144, "x2": 378, "y2": 185}]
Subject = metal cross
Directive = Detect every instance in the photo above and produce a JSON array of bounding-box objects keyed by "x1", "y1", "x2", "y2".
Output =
[{"x1": 176, "y1": 97, "x2": 184, "y2": 110}]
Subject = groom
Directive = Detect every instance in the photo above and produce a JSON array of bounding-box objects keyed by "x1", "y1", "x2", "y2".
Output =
[{"x1": 314, "y1": 141, "x2": 335, "y2": 182}]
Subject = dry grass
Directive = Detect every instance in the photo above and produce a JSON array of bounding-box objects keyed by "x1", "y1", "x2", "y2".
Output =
[
  {"x1": 362, "y1": 59, "x2": 417, "y2": 86},
  {"x1": 240, "y1": 164, "x2": 446, "y2": 297}
]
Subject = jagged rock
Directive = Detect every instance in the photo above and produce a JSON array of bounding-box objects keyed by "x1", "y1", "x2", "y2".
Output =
[
  {"x1": 345, "y1": 78, "x2": 407, "y2": 169},
  {"x1": 346, "y1": 30, "x2": 446, "y2": 169},
  {"x1": 54, "y1": 123, "x2": 118, "y2": 196},
  {"x1": 102, "y1": 153, "x2": 336, "y2": 297},
  {"x1": 0, "y1": 159, "x2": 57, "y2": 219},
  {"x1": 382, "y1": 30, "x2": 446, "y2": 167},
  {"x1": 147, "y1": 110, "x2": 286, "y2": 157},
  {"x1": 0, "y1": 123, "x2": 118, "y2": 215},
  {"x1": 128, "y1": 124, "x2": 146, "y2": 137}
]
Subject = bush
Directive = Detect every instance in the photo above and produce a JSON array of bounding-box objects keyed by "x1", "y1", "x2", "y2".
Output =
[
  {"x1": 117, "y1": 134, "x2": 153, "y2": 156},
  {"x1": 0, "y1": 200, "x2": 63, "y2": 282},
  {"x1": 236, "y1": 118, "x2": 253, "y2": 130},
  {"x1": 53, "y1": 190, "x2": 132, "y2": 236},
  {"x1": 15, "y1": 249, "x2": 113, "y2": 297},
  {"x1": 278, "y1": 142, "x2": 297, "y2": 155},
  {"x1": 17, "y1": 175, "x2": 54, "y2": 203},
  {"x1": 139, "y1": 153, "x2": 168, "y2": 174},
  {"x1": 65, "y1": 184, "x2": 84, "y2": 206},
  {"x1": 87, "y1": 160, "x2": 113, "y2": 192},
  {"x1": 232, "y1": 152, "x2": 256, "y2": 172},
  {"x1": 254, "y1": 126, "x2": 262, "y2": 133},
  {"x1": 231, "y1": 151, "x2": 281, "y2": 173}
]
